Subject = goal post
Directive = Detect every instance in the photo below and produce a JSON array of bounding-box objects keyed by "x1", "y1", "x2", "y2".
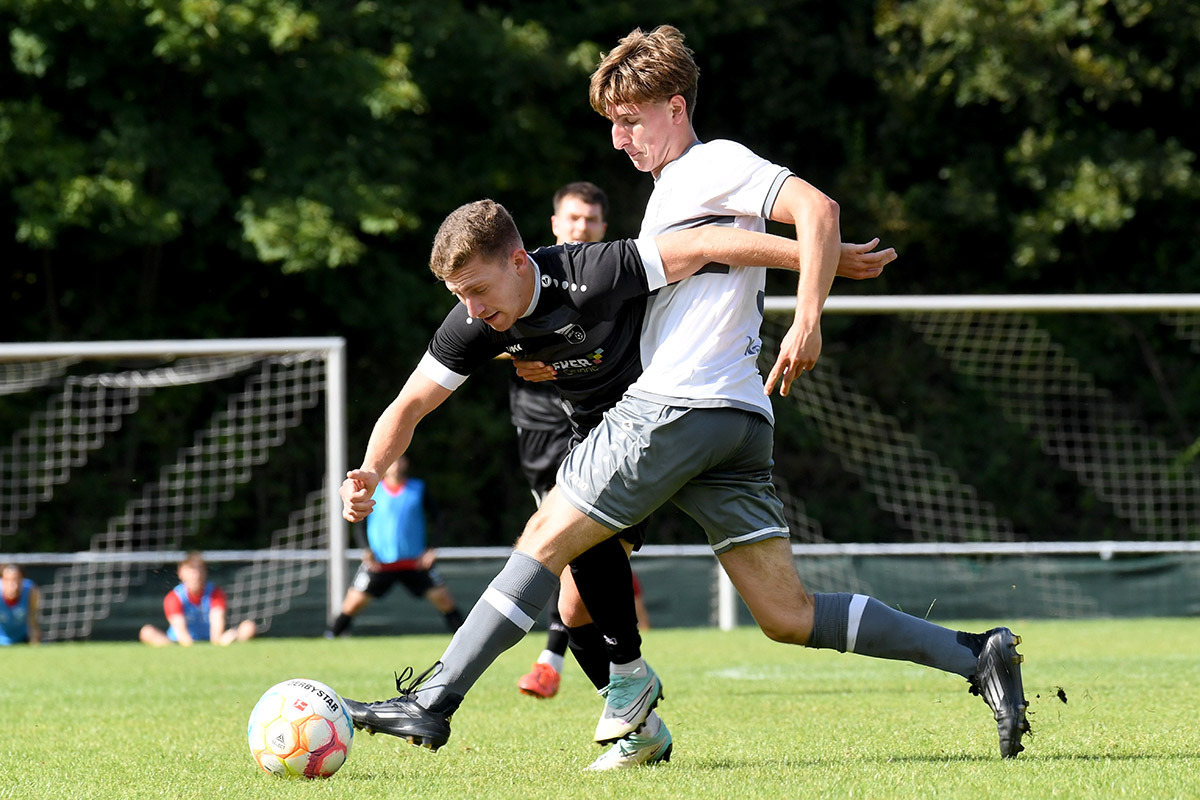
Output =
[{"x1": 0, "y1": 337, "x2": 347, "y2": 641}]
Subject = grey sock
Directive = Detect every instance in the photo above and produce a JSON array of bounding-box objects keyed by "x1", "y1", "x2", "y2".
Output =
[
  {"x1": 425, "y1": 551, "x2": 558, "y2": 704},
  {"x1": 808, "y1": 592, "x2": 978, "y2": 677}
]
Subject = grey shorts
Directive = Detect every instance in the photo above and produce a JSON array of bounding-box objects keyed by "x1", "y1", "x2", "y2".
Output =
[{"x1": 555, "y1": 394, "x2": 789, "y2": 554}]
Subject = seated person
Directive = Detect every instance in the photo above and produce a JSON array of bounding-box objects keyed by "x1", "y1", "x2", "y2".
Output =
[
  {"x1": 0, "y1": 563, "x2": 40, "y2": 645},
  {"x1": 139, "y1": 552, "x2": 257, "y2": 646}
]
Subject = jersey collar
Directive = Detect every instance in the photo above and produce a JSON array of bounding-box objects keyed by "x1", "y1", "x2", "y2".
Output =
[
  {"x1": 655, "y1": 139, "x2": 703, "y2": 182},
  {"x1": 521, "y1": 254, "x2": 543, "y2": 319}
]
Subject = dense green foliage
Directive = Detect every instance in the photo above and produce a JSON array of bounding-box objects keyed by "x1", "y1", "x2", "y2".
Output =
[
  {"x1": 3, "y1": 620, "x2": 1200, "y2": 798},
  {"x1": 2, "y1": 1, "x2": 1197, "y2": 549}
]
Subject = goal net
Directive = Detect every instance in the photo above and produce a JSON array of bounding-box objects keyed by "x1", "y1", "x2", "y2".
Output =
[
  {"x1": 0, "y1": 339, "x2": 346, "y2": 641},
  {"x1": 757, "y1": 294, "x2": 1200, "y2": 620}
]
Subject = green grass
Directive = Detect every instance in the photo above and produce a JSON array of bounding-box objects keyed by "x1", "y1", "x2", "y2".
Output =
[{"x1": 3, "y1": 619, "x2": 1199, "y2": 799}]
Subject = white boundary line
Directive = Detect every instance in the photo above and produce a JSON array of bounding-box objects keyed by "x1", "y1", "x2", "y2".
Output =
[{"x1": 5, "y1": 540, "x2": 1199, "y2": 565}]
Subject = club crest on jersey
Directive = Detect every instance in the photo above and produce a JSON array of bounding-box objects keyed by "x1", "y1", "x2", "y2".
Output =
[{"x1": 556, "y1": 324, "x2": 586, "y2": 344}]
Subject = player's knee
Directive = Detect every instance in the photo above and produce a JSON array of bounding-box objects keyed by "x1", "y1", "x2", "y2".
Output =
[
  {"x1": 758, "y1": 619, "x2": 807, "y2": 644},
  {"x1": 515, "y1": 506, "x2": 560, "y2": 565},
  {"x1": 239, "y1": 620, "x2": 257, "y2": 640},
  {"x1": 755, "y1": 606, "x2": 814, "y2": 645}
]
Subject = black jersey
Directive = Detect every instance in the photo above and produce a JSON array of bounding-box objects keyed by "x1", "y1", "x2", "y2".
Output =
[
  {"x1": 425, "y1": 238, "x2": 659, "y2": 434},
  {"x1": 508, "y1": 377, "x2": 571, "y2": 431}
]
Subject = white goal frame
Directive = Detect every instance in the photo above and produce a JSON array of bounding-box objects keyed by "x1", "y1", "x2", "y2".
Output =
[{"x1": 0, "y1": 337, "x2": 349, "y2": 626}]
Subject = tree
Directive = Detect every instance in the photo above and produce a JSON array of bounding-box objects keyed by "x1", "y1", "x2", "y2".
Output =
[{"x1": 873, "y1": 0, "x2": 1200, "y2": 292}]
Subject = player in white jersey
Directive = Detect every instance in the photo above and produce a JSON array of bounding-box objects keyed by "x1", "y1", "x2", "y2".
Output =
[
  {"x1": 339, "y1": 25, "x2": 1026, "y2": 767},
  {"x1": 630, "y1": 138, "x2": 795, "y2": 419},
  {"x1": 522, "y1": 25, "x2": 1026, "y2": 764}
]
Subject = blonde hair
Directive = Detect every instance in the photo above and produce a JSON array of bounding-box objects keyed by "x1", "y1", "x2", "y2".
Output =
[
  {"x1": 429, "y1": 200, "x2": 523, "y2": 281},
  {"x1": 589, "y1": 25, "x2": 700, "y2": 121}
]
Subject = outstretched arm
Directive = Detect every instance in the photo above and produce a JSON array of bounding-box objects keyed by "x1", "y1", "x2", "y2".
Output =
[
  {"x1": 167, "y1": 612, "x2": 193, "y2": 646},
  {"x1": 653, "y1": 227, "x2": 895, "y2": 286},
  {"x1": 516, "y1": 227, "x2": 894, "y2": 385},
  {"x1": 341, "y1": 370, "x2": 453, "y2": 522},
  {"x1": 654, "y1": 225, "x2": 807, "y2": 283},
  {"x1": 209, "y1": 605, "x2": 229, "y2": 646}
]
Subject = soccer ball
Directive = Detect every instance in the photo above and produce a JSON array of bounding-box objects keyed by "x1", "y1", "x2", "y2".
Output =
[{"x1": 247, "y1": 678, "x2": 354, "y2": 779}]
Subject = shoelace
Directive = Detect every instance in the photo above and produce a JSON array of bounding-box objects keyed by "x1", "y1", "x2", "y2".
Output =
[
  {"x1": 598, "y1": 671, "x2": 640, "y2": 704},
  {"x1": 394, "y1": 661, "x2": 444, "y2": 696},
  {"x1": 367, "y1": 661, "x2": 444, "y2": 706}
]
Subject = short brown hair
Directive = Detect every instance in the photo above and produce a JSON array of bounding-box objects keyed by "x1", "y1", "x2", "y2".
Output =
[
  {"x1": 179, "y1": 552, "x2": 206, "y2": 571},
  {"x1": 553, "y1": 181, "x2": 609, "y2": 220},
  {"x1": 589, "y1": 25, "x2": 700, "y2": 121},
  {"x1": 430, "y1": 200, "x2": 523, "y2": 281}
]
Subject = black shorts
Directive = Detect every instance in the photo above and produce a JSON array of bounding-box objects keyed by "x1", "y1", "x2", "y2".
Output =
[
  {"x1": 352, "y1": 563, "x2": 444, "y2": 598},
  {"x1": 516, "y1": 423, "x2": 572, "y2": 499}
]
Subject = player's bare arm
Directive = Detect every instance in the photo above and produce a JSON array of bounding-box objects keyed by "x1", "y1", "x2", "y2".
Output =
[
  {"x1": 512, "y1": 358, "x2": 558, "y2": 382},
  {"x1": 209, "y1": 606, "x2": 229, "y2": 645},
  {"x1": 510, "y1": 229, "x2": 894, "y2": 385},
  {"x1": 341, "y1": 371, "x2": 453, "y2": 523},
  {"x1": 656, "y1": 226, "x2": 812, "y2": 283},
  {"x1": 765, "y1": 176, "x2": 841, "y2": 397}
]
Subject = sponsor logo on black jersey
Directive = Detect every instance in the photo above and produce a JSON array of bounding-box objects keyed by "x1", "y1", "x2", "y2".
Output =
[
  {"x1": 549, "y1": 348, "x2": 604, "y2": 373},
  {"x1": 505, "y1": 344, "x2": 523, "y2": 355}
]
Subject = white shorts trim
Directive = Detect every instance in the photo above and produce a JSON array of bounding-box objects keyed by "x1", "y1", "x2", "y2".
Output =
[
  {"x1": 555, "y1": 479, "x2": 626, "y2": 531},
  {"x1": 709, "y1": 526, "x2": 789, "y2": 554}
]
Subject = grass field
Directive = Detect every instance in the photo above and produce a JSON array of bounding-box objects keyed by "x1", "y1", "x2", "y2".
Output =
[{"x1": 3, "y1": 618, "x2": 1199, "y2": 800}]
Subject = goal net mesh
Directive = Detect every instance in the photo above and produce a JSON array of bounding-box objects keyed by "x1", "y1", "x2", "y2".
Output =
[
  {"x1": 760, "y1": 300, "x2": 1200, "y2": 618},
  {"x1": 0, "y1": 345, "x2": 336, "y2": 641}
]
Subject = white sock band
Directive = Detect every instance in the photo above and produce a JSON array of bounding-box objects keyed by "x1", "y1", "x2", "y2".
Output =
[
  {"x1": 845, "y1": 593, "x2": 869, "y2": 653},
  {"x1": 483, "y1": 587, "x2": 535, "y2": 632}
]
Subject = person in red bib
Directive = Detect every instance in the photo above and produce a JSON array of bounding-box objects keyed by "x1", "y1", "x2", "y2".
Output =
[
  {"x1": 1, "y1": 563, "x2": 40, "y2": 646},
  {"x1": 139, "y1": 552, "x2": 257, "y2": 646},
  {"x1": 326, "y1": 456, "x2": 465, "y2": 637}
]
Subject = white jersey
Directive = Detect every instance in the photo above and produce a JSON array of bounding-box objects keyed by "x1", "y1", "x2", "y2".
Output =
[{"x1": 628, "y1": 139, "x2": 792, "y2": 423}]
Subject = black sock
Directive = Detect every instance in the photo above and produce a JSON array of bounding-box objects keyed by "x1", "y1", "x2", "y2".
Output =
[
  {"x1": 566, "y1": 623, "x2": 613, "y2": 690},
  {"x1": 443, "y1": 608, "x2": 465, "y2": 632},
  {"x1": 545, "y1": 601, "x2": 570, "y2": 657},
  {"x1": 569, "y1": 534, "x2": 641, "y2": 665},
  {"x1": 327, "y1": 613, "x2": 352, "y2": 637}
]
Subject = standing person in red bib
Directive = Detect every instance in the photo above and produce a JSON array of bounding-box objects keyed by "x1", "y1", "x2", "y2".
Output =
[{"x1": 326, "y1": 456, "x2": 465, "y2": 637}]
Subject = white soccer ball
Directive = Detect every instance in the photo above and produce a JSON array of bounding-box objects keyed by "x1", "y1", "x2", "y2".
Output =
[{"x1": 247, "y1": 678, "x2": 354, "y2": 779}]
